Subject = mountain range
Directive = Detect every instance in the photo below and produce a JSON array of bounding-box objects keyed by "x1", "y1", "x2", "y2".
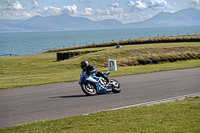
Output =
[{"x1": 0, "y1": 8, "x2": 200, "y2": 32}]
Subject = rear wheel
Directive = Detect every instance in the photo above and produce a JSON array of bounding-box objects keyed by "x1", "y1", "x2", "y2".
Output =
[
  {"x1": 81, "y1": 83, "x2": 97, "y2": 96},
  {"x1": 110, "y1": 79, "x2": 121, "y2": 93}
]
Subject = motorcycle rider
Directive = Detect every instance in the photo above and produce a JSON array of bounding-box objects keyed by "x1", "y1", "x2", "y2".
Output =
[{"x1": 80, "y1": 60, "x2": 109, "y2": 85}]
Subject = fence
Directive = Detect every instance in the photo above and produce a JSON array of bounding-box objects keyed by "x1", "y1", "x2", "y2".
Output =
[
  {"x1": 46, "y1": 32, "x2": 200, "y2": 51},
  {"x1": 0, "y1": 54, "x2": 18, "y2": 57}
]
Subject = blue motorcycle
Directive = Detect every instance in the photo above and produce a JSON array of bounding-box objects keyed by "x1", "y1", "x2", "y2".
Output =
[{"x1": 79, "y1": 71, "x2": 121, "y2": 96}]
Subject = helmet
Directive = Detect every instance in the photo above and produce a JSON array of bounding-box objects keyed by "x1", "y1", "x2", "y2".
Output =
[{"x1": 80, "y1": 60, "x2": 89, "y2": 70}]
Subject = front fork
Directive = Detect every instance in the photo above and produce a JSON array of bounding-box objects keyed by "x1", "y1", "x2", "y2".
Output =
[{"x1": 86, "y1": 82, "x2": 91, "y2": 88}]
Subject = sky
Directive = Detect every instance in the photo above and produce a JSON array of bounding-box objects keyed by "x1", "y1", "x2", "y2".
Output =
[{"x1": 0, "y1": 0, "x2": 200, "y2": 23}]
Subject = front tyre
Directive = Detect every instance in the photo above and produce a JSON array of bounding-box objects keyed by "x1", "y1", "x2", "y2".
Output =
[
  {"x1": 110, "y1": 79, "x2": 121, "y2": 93},
  {"x1": 81, "y1": 83, "x2": 97, "y2": 96}
]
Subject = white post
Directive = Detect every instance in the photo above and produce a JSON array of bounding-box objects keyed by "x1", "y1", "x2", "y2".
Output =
[{"x1": 108, "y1": 60, "x2": 117, "y2": 71}]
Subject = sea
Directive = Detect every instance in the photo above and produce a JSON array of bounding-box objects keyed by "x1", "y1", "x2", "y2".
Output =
[{"x1": 0, "y1": 26, "x2": 200, "y2": 56}]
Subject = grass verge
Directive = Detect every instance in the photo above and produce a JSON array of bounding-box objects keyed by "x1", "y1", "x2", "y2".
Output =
[{"x1": 1, "y1": 96, "x2": 199, "y2": 132}]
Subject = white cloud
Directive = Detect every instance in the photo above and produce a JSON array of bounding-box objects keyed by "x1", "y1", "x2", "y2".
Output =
[
  {"x1": 192, "y1": 0, "x2": 200, "y2": 4},
  {"x1": 0, "y1": 9, "x2": 32, "y2": 20},
  {"x1": 63, "y1": 4, "x2": 78, "y2": 14},
  {"x1": 137, "y1": 12, "x2": 152, "y2": 20},
  {"x1": 189, "y1": 0, "x2": 200, "y2": 7},
  {"x1": 29, "y1": 0, "x2": 39, "y2": 9},
  {"x1": 82, "y1": 2, "x2": 122, "y2": 17},
  {"x1": 128, "y1": 0, "x2": 168, "y2": 11},
  {"x1": 22, "y1": 12, "x2": 32, "y2": 18},
  {"x1": 127, "y1": 0, "x2": 147, "y2": 11},
  {"x1": 110, "y1": 3, "x2": 123, "y2": 14},
  {"x1": 0, "y1": 0, "x2": 38, "y2": 20},
  {"x1": 80, "y1": 4, "x2": 126, "y2": 22},
  {"x1": 82, "y1": 8, "x2": 111, "y2": 16},
  {"x1": 40, "y1": 4, "x2": 78, "y2": 16},
  {"x1": 112, "y1": 3, "x2": 120, "y2": 8},
  {"x1": 110, "y1": 7, "x2": 124, "y2": 14},
  {"x1": 94, "y1": 9, "x2": 110, "y2": 15},
  {"x1": 5, "y1": 0, "x2": 24, "y2": 10},
  {"x1": 128, "y1": 0, "x2": 135, "y2": 7},
  {"x1": 135, "y1": 0, "x2": 147, "y2": 10},
  {"x1": 43, "y1": 6, "x2": 62, "y2": 15},
  {"x1": 84, "y1": 8, "x2": 93, "y2": 15},
  {"x1": 148, "y1": 0, "x2": 168, "y2": 9}
]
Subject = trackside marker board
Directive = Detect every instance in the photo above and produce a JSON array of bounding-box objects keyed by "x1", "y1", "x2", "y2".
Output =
[{"x1": 108, "y1": 60, "x2": 117, "y2": 71}]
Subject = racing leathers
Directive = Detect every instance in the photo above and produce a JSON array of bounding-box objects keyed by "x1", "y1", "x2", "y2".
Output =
[{"x1": 83, "y1": 64, "x2": 109, "y2": 83}]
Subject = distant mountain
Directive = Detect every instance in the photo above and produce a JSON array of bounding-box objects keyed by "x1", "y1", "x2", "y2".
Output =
[
  {"x1": 125, "y1": 8, "x2": 200, "y2": 28},
  {"x1": 0, "y1": 14, "x2": 123, "y2": 32},
  {"x1": 0, "y1": 8, "x2": 200, "y2": 32},
  {"x1": 22, "y1": 15, "x2": 122, "y2": 30}
]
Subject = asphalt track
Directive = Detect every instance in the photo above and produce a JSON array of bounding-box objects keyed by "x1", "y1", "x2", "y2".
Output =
[{"x1": 0, "y1": 68, "x2": 200, "y2": 128}]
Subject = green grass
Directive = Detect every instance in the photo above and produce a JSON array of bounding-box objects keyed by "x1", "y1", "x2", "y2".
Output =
[
  {"x1": 0, "y1": 42, "x2": 200, "y2": 89},
  {"x1": 1, "y1": 96, "x2": 200, "y2": 132}
]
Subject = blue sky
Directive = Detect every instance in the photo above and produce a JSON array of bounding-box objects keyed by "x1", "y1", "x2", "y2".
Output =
[{"x1": 0, "y1": 0, "x2": 200, "y2": 23}]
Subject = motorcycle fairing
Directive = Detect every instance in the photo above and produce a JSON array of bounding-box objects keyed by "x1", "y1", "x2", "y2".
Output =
[
  {"x1": 79, "y1": 71, "x2": 112, "y2": 93},
  {"x1": 86, "y1": 76, "x2": 107, "y2": 93}
]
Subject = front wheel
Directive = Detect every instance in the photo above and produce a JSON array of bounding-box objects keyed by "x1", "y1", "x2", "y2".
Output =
[
  {"x1": 110, "y1": 79, "x2": 121, "y2": 93},
  {"x1": 81, "y1": 83, "x2": 97, "y2": 96}
]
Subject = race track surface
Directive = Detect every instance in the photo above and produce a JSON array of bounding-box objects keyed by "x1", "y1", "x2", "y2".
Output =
[{"x1": 0, "y1": 68, "x2": 200, "y2": 128}]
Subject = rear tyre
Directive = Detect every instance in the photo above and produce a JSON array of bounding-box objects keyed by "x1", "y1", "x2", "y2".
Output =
[
  {"x1": 81, "y1": 83, "x2": 97, "y2": 96},
  {"x1": 110, "y1": 79, "x2": 121, "y2": 93}
]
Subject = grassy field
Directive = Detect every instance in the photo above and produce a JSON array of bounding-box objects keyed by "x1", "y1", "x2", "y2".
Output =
[
  {"x1": 1, "y1": 96, "x2": 199, "y2": 132},
  {"x1": 0, "y1": 39, "x2": 200, "y2": 132},
  {"x1": 0, "y1": 42, "x2": 200, "y2": 89}
]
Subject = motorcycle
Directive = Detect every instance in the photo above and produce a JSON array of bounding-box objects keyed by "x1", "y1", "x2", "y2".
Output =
[{"x1": 79, "y1": 71, "x2": 121, "y2": 96}]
